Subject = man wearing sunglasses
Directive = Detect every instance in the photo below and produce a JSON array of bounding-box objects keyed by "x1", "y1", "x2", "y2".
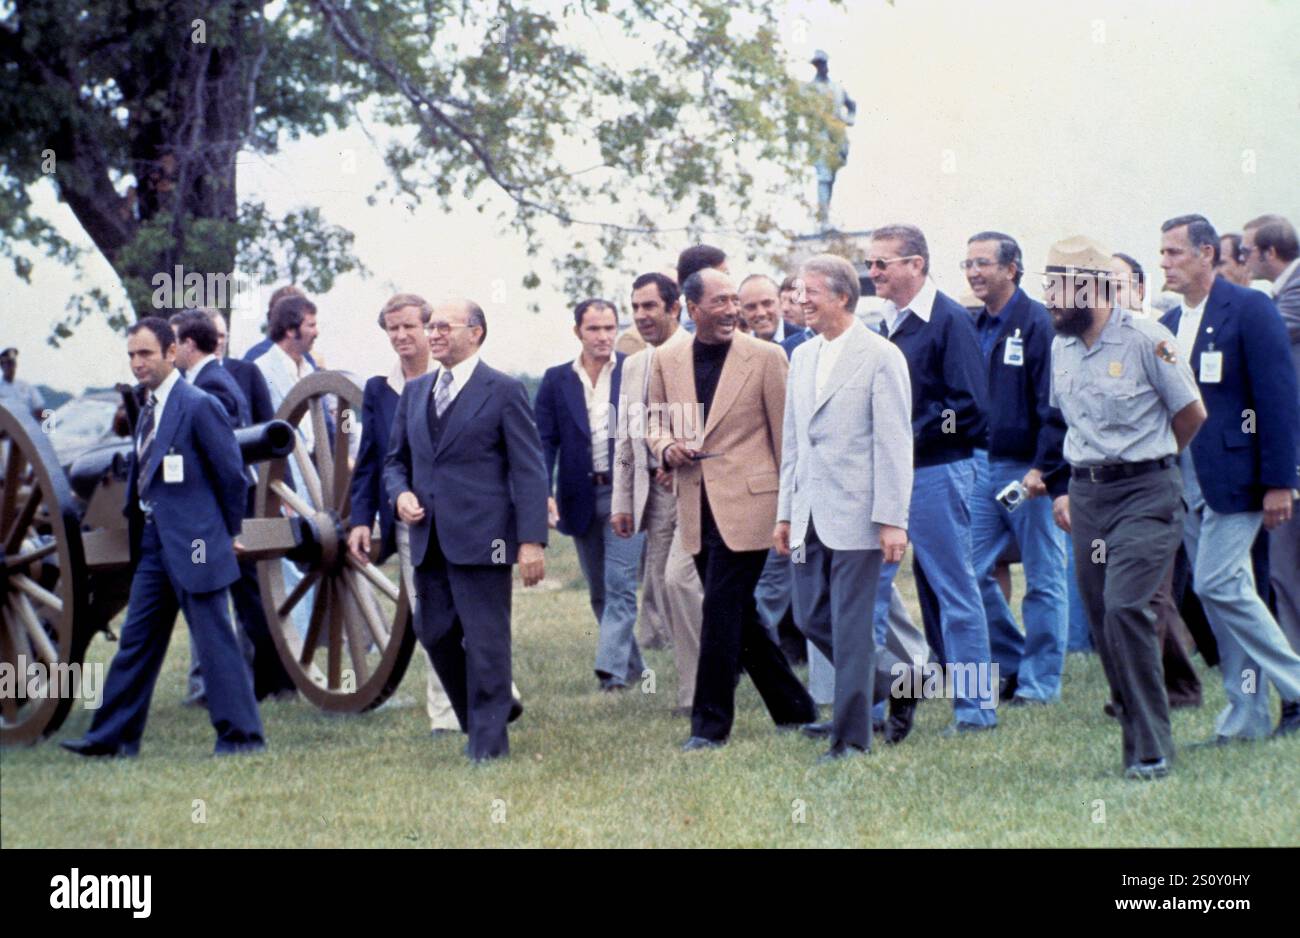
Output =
[{"x1": 867, "y1": 223, "x2": 997, "y2": 737}]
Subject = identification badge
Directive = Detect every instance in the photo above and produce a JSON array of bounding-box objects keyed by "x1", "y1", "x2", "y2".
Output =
[
  {"x1": 1199, "y1": 350, "x2": 1223, "y2": 384},
  {"x1": 163, "y1": 452, "x2": 184, "y2": 484},
  {"x1": 1108, "y1": 361, "x2": 1123, "y2": 378},
  {"x1": 1003, "y1": 336, "x2": 1024, "y2": 367}
]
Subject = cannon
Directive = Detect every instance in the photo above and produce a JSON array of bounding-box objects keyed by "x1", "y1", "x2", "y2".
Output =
[{"x1": 1, "y1": 371, "x2": 416, "y2": 746}]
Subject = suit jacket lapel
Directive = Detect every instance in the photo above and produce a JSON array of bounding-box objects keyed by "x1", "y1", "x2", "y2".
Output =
[
  {"x1": 703, "y1": 339, "x2": 754, "y2": 439},
  {"x1": 141, "y1": 380, "x2": 185, "y2": 488},
  {"x1": 1192, "y1": 277, "x2": 1232, "y2": 362},
  {"x1": 410, "y1": 375, "x2": 437, "y2": 462},
  {"x1": 561, "y1": 366, "x2": 591, "y2": 439},
  {"x1": 435, "y1": 366, "x2": 492, "y2": 458},
  {"x1": 889, "y1": 312, "x2": 925, "y2": 344},
  {"x1": 812, "y1": 322, "x2": 867, "y2": 417}
]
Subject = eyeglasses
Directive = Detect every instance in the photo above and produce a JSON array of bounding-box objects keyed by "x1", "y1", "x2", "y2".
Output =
[
  {"x1": 864, "y1": 255, "x2": 921, "y2": 271},
  {"x1": 426, "y1": 321, "x2": 474, "y2": 335},
  {"x1": 959, "y1": 258, "x2": 1001, "y2": 271}
]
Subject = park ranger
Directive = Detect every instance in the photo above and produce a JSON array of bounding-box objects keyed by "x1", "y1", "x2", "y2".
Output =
[{"x1": 1043, "y1": 236, "x2": 1206, "y2": 781}]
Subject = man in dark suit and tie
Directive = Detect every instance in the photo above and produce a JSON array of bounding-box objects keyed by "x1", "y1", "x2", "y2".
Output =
[
  {"x1": 1158, "y1": 214, "x2": 1300, "y2": 741},
  {"x1": 61, "y1": 317, "x2": 265, "y2": 757},
  {"x1": 384, "y1": 299, "x2": 549, "y2": 762},
  {"x1": 203, "y1": 307, "x2": 276, "y2": 425},
  {"x1": 535, "y1": 299, "x2": 645, "y2": 691}
]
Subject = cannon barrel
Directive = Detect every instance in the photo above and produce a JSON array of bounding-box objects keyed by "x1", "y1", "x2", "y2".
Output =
[{"x1": 66, "y1": 418, "x2": 296, "y2": 500}]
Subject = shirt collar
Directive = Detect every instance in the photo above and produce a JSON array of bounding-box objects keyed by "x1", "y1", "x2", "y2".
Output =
[
  {"x1": 387, "y1": 356, "x2": 435, "y2": 395},
  {"x1": 438, "y1": 352, "x2": 480, "y2": 389},
  {"x1": 185, "y1": 354, "x2": 217, "y2": 383},
  {"x1": 1274, "y1": 257, "x2": 1300, "y2": 295},
  {"x1": 1099, "y1": 306, "x2": 1129, "y2": 344},
  {"x1": 571, "y1": 354, "x2": 614, "y2": 387},
  {"x1": 772, "y1": 319, "x2": 786, "y2": 343},
  {"x1": 883, "y1": 277, "x2": 938, "y2": 330},
  {"x1": 1182, "y1": 293, "x2": 1207, "y2": 319},
  {"x1": 271, "y1": 341, "x2": 311, "y2": 378},
  {"x1": 151, "y1": 367, "x2": 181, "y2": 408}
]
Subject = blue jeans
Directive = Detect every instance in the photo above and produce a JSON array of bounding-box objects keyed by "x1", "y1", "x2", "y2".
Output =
[
  {"x1": 970, "y1": 453, "x2": 1068, "y2": 702},
  {"x1": 873, "y1": 459, "x2": 997, "y2": 726},
  {"x1": 574, "y1": 484, "x2": 646, "y2": 686},
  {"x1": 1064, "y1": 537, "x2": 1094, "y2": 652}
]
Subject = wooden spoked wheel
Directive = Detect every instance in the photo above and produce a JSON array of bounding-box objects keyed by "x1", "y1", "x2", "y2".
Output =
[
  {"x1": 0, "y1": 403, "x2": 87, "y2": 745},
  {"x1": 253, "y1": 372, "x2": 415, "y2": 712}
]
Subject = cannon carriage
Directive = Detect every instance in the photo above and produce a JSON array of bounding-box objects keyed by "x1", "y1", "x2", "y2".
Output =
[{"x1": 0, "y1": 371, "x2": 416, "y2": 746}]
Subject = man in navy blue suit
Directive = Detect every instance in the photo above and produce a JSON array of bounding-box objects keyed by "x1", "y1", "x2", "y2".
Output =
[
  {"x1": 535, "y1": 299, "x2": 645, "y2": 691},
  {"x1": 384, "y1": 299, "x2": 549, "y2": 762},
  {"x1": 1158, "y1": 214, "x2": 1300, "y2": 741},
  {"x1": 61, "y1": 318, "x2": 264, "y2": 757},
  {"x1": 203, "y1": 307, "x2": 276, "y2": 425}
]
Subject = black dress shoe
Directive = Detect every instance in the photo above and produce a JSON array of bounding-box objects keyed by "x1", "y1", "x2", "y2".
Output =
[
  {"x1": 598, "y1": 675, "x2": 629, "y2": 692},
  {"x1": 681, "y1": 735, "x2": 725, "y2": 752},
  {"x1": 215, "y1": 740, "x2": 266, "y2": 756},
  {"x1": 999, "y1": 672, "x2": 1019, "y2": 702},
  {"x1": 60, "y1": 738, "x2": 137, "y2": 759},
  {"x1": 1274, "y1": 700, "x2": 1300, "y2": 737},
  {"x1": 800, "y1": 721, "x2": 833, "y2": 739},
  {"x1": 818, "y1": 742, "x2": 868, "y2": 764},
  {"x1": 884, "y1": 697, "x2": 918, "y2": 745},
  {"x1": 872, "y1": 719, "x2": 886, "y2": 735},
  {"x1": 1103, "y1": 701, "x2": 1119, "y2": 719},
  {"x1": 508, "y1": 699, "x2": 524, "y2": 723}
]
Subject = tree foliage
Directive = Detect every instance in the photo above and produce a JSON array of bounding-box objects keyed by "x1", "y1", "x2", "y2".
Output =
[{"x1": 1, "y1": 0, "x2": 839, "y2": 339}]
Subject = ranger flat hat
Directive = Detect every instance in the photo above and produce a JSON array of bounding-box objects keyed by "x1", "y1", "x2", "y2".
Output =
[
  {"x1": 1041, "y1": 235, "x2": 1115, "y2": 277},
  {"x1": 811, "y1": 49, "x2": 829, "y2": 64},
  {"x1": 0, "y1": 347, "x2": 17, "y2": 361}
]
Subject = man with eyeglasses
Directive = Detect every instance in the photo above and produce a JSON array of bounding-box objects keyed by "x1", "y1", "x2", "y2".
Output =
[
  {"x1": 384, "y1": 300, "x2": 549, "y2": 763},
  {"x1": 867, "y1": 223, "x2": 997, "y2": 738},
  {"x1": 962, "y1": 232, "x2": 1070, "y2": 707}
]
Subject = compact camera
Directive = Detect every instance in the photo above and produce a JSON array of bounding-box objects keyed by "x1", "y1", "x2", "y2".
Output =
[{"x1": 995, "y1": 480, "x2": 1029, "y2": 513}]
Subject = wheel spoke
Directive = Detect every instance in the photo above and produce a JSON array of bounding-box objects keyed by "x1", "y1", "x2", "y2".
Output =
[
  {"x1": 331, "y1": 409, "x2": 352, "y2": 512},
  {"x1": 1, "y1": 443, "x2": 26, "y2": 533},
  {"x1": 14, "y1": 593, "x2": 58, "y2": 664},
  {"x1": 326, "y1": 581, "x2": 343, "y2": 689},
  {"x1": 336, "y1": 578, "x2": 371, "y2": 686},
  {"x1": 346, "y1": 568, "x2": 391, "y2": 647},
  {"x1": 270, "y1": 479, "x2": 317, "y2": 520},
  {"x1": 11, "y1": 574, "x2": 63, "y2": 615},
  {"x1": 4, "y1": 485, "x2": 43, "y2": 553},
  {"x1": 309, "y1": 398, "x2": 334, "y2": 507},
  {"x1": 345, "y1": 554, "x2": 400, "y2": 603},
  {"x1": 299, "y1": 578, "x2": 329, "y2": 667},
  {"x1": 5, "y1": 539, "x2": 58, "y2": 568},
  {"x1": 277, "y1": 568, "x2": 321, "y2": 619},
  {"x1": 291, "y1": 437, "x2": 324, "y2": 509}
]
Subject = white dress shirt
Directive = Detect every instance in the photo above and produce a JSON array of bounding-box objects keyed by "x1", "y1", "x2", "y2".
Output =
[
  {"x1": 814, "y1": 326, "x2": 850, "y2": 401},
  {"x1": 882, "y1": 277, "x2": 938, "y2": 336},
  {"x1": 432, "y1": 352, "x2": 481, "y2": 409},
  {"x1": 387, "y1": 357, "x2": 436, "y2": 396},
  {"x1": 572, "y1": 355, "x2": 614, "y2": 473},
  {"x1": 1176, "y1": 293, "x2": 1208, "y2": 360},
  {"x1": 139, "y1": 368, "x2": 181, "y2": 456}
]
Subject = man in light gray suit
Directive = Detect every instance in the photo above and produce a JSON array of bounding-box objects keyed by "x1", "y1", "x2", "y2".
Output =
[
  {"x1": 1245, "y1": 214, "x2": 1300, "y2": 653},
  {"x1": 775, "y1": 254, "x2": 913, "y2": 762},
  {"x1": 612, "y1": 272, "x2": 704, "y2": 714}
]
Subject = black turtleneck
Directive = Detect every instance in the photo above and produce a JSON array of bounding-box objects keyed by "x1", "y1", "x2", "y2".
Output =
[{"x1": 692, "y1": 338, "x2": 731, "y2": 422}]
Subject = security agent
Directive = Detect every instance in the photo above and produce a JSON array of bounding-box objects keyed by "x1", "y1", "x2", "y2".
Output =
[
  {"x1": 1044, "y1": 236, "x2": 1206, "y2": 781},
  {"x1": 61, "y1": 317, "x2": 265, "y2": 757}
]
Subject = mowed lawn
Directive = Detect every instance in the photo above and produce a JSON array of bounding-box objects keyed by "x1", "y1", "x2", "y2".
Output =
[{"x1": 2, "y1": 536, "x2": 1297, "y2": 849}]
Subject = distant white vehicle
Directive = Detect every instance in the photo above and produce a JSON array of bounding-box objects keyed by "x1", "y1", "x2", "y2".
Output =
[{"x1": 47, "y1": 391, "x2": 124, "y2": 467}]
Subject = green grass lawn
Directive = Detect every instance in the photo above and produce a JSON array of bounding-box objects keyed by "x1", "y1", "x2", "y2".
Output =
[{"x1": 2, "y1": 538, "x2": 1297, "y2": 848}]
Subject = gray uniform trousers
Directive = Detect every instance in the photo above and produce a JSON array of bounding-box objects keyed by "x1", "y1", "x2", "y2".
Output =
[{"x1": 1069, "y1": 467, "x2": 1184, "y2": 767}]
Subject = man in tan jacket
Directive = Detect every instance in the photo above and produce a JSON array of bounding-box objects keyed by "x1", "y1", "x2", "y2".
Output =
[{"x1": 648, "y1": 267, "x2": 817, "y2": 750}]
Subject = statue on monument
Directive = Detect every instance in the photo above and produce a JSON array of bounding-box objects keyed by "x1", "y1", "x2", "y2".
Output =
[{"x1": 805, "y1": 50, "x2": 856, "y2": 231}]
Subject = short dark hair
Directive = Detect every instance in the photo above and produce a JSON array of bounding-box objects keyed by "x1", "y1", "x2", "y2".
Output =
[
  {"x1": 1245, "y1": 214, "x2": 1300, "y2": 264},
  {"x1": 1162, "y1": 214, "x2": 1220, "y2": 264},
  {"x1": 268, "y1": 295, "x2": 318, "y2": 342},
  {"x1": 1111, "y1": 253, "x2": 1145, "y2": 289},
  {"x1": 681, "y1": 270, "x2": 708, "y2": 307},
  {"x1": 170, "y1": 310, "x2": 219, "y2": 354},
  {"x1": 967, "y1": 230, "x2": 1023, "y2": 284},
  {"x1": 1220, "y1": 232, "x2": 1244, "y2": 263},
  {"x1": 465, "y1": 300, "x2": 487, "y2": 346},
  {"x1": 266, "y1": 284, "x2": 303, "y2": 321},
  {"x1": 676, "y1": 244, "x2": 726, "y2": 289},
  {"x1": 779, "y1": 275, "x2": 799, "y2": 294},
  {"x1": 632, "y1": 272, "x2": 680, "y2": 309},
  {"x1": 128, "y1": 317, "x2": 177, "y2": 352},
  {"x1": 574, "y1": 298, "x2": 617, "y2": 328}
]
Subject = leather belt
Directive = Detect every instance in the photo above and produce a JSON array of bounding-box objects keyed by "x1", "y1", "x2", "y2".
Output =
[
  {"x1": 591, "y1": 472, "x2": 612, "y2": 486},
  {"x1": 1071, "y1": 455, "x2": 1176, "y2": 484}
]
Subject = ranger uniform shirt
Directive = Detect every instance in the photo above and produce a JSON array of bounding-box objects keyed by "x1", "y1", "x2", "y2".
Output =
[{"x1": 1050, "y1": 306, "x2": 1200, "y2": 467}]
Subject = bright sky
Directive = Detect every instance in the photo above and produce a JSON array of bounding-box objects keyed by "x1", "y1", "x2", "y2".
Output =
[{"x1": 7, "y1": 0, "x2": 1299, "y2": 394}]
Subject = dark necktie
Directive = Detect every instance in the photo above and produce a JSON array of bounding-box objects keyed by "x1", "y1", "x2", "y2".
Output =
[{"x1": 136, "y1": 392, "x2": 157, "y2": 497}]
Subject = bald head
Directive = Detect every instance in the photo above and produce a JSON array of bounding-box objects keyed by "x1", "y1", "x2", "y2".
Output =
[
  {"x1": 428, "y1": 298, "x2": 486, "y2": 367},
  {"x1": 684, "y1": 268, "x2": 740, "y2": 345}
]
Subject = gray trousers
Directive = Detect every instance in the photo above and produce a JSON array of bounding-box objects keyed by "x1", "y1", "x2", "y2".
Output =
[
  {"x1": 1271, "y1": 513, "x2": 1300, "y2": 655},
  {"x1": 756, "y1": 547, "x2": 835, "y2": 704},
  {"x1": 573, "y1": 484, "x2": 646, "y2": 685},
  {"x1": 791, "y1": 522, "x2": 883, "y2": 750},
  {"x1": 636, "y1": 476, "x2": 676, "y2": 649},
  {"x1": 1070, "y1": 468, "x2": 1183, "y2": 767}
]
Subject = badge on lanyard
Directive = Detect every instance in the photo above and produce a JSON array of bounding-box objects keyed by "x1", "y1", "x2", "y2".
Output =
[
  {"x1": 1199, "y1": 349, "x2": 1223, "y2": 384},
  {"x1": 163, "y1": 450, "x2": 184, "y2": 484},
  {"x1": 1003, "y1": 329, "x2": 1024, "y2": 367}
]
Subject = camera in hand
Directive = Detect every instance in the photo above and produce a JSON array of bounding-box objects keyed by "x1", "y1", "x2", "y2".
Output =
[{"x1": 996, "y1": 480, "x2": 1029, "y2": 513}]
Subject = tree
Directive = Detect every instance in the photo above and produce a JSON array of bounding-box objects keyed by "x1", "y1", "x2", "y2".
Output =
[{"x1": 2, "y1": 0, "x2": 841, "y2": 341}]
